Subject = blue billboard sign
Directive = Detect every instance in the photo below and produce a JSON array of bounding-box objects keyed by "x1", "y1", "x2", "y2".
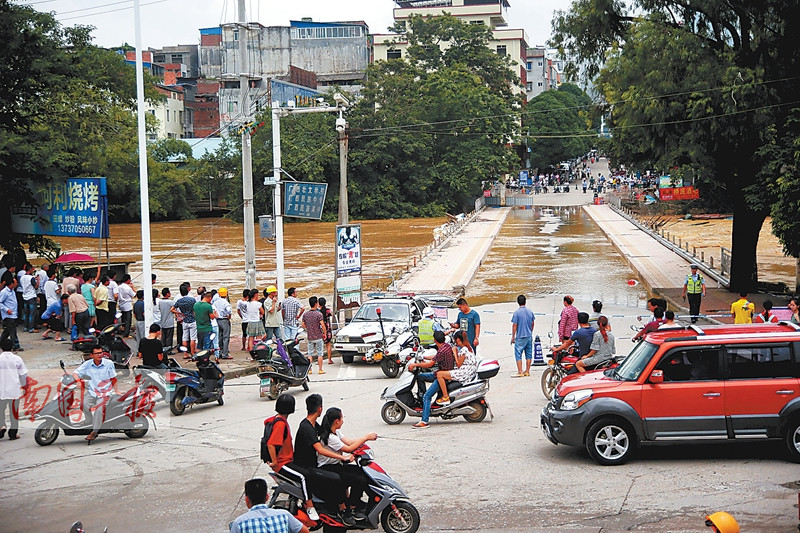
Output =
[
  {"x1": 519, "y1": 170, "x2": 531, "y2": 185},
  {"x1": 10, "y1": 177, "x2": 109, "y2": 238},
  {"x1": 284, "y1": 182, "x2": 327, "y2": 219}
]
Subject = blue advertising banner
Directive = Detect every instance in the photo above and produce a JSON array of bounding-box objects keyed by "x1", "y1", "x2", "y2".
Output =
[
  {"x1": 519, "y1": 170, "x2": 531, "y2": 186},
  {"x1": 11, "y1": 177, "x2": 109, "y2": 238},
  {"x1": 284, "y1": 181, "x2": 327, "y2": 219}
]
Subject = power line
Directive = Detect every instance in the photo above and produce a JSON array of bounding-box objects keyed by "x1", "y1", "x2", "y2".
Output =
[{"x1": 58, "y1": 0, "x2": 169, "y2": 21}]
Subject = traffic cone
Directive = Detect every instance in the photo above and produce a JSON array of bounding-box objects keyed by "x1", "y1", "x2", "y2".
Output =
[{"x1": 533, "y1": 335, "x2": 546, "y2": 366}]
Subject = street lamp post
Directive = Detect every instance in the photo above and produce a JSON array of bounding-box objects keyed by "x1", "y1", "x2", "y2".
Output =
[{"x1": 268, "y1": 95, "x2": 348, "y2": 299}]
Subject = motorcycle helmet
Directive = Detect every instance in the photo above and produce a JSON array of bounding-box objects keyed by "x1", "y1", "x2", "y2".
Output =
[
  {"x1": 422, "y1": 307, "x2": 435, "y2": 318},
  {"x1": 705, "y1": 512, "x2": 739, "y2": 533},
  {"x1": 275, "y1": 394, "x2": 295, "y2": 415}
]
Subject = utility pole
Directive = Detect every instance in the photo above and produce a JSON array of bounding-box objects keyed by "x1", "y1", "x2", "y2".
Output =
[
  {"x1": 271, "y1": 101, "x2": 285, "y2": 299},
  {"x1": 336, "y1": 111, "x2": 349, "y2": 225},
  {"x1": 239, "y1": 0, "x2": 256, "y2": 289}
]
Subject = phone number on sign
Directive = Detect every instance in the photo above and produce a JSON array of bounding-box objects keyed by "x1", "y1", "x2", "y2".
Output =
[{"x1": 56, "y1": 224, "x2": 97, "y2": 235}]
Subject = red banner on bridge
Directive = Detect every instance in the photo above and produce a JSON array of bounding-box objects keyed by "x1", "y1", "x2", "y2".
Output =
[{"x1": 658, "y1": 186, "x2": 700, "y2": 201}]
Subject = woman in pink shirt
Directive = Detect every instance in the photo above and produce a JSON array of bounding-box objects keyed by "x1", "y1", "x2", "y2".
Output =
[{"x1": 558, "y1": 295, "x2": 579, "y2": 341}]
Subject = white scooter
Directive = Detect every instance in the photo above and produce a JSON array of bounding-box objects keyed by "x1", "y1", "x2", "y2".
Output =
[{"x1": 379, "y1": 351, "x2": 499, "y2": 425}]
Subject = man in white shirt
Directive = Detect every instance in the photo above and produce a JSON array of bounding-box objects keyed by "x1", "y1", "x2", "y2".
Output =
[
  {"x1": 0, "y1": 337, "x2": 28, "y2": 440},
  {"x1": 35, "y1": 263, "x2": 49, "y2": 330},
  {"x1": 106, "y1": 271, "x2": 119, "y2": 320},
  {"x1": 43, "y1": 269, "x2": 60, "y2": 307},
  {"x1": 117, "y1": 274, "x2": 136, "y2": 337},
  {"x1": 19, "y1": 265, "x2": 38, "y2": 333},
  {"x1": 213, "y1": 287, "x2": 233, "y2": 359}
]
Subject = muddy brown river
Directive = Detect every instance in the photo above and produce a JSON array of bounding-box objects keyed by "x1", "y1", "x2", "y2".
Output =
[{"x1": 49, "y1": 208, "x2": 796, "y2": 306}]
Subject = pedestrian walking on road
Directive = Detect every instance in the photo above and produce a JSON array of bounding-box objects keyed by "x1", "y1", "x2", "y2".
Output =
[
  {"x1": 681, "y1": 264, "x2": 706, "y2": 323},
  {"x1": 0, "y1": 278, "x2": 21, "y2": 351},
  {"x1": 510, "y1": 294, "x2": 535, "y2": 377},
  {"x1": 558, "y1": 295, "x2": 579, "y2": 341}
]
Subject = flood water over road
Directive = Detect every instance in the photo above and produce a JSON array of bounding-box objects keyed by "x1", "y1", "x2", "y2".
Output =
[
  {"x1": 58, "y1": 207, "x2": 646, "y2": 311},
  {"x1": 470, "y1": 206, "x2": 648, "y2": 309}
]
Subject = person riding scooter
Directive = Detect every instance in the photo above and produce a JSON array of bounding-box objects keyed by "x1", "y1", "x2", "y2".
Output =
[
  {"x1": 74, "y1": 345, "x2": 120, "y2": 442},
  {"x1": 407, "y1": 330, "x2": 454, "y2": 430}
]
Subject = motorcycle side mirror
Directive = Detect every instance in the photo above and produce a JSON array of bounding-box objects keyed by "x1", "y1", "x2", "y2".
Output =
[
  {"x1": 60, "y1": 360, "x2": 66, "y2": 370},
  {"x1": 376, "y1": 308, "x2": 381, "y2": 315}
]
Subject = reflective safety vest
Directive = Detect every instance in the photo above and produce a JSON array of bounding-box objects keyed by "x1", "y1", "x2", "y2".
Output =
[
  {"x1": 417, "y1": 318, "x2": 435, "y2": 345},
  {"x1": 686, "y1": 274, "x2": 704, "y2": 294}
]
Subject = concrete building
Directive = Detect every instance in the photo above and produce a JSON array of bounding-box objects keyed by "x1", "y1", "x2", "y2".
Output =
[
  {"x1": 147, "y1": 84, "x2": 187, "y2": 140},
  {"x1": 199, "y1": 19, "x2": 369, "y2": 131},
  {"x1": 372, "y1": 0, "x2": 529, "y2": 101},
  {"x1": 525, "y1": 46, "x2": 564, "y2": 101},
  {"x1": 150, "y1": 44, "x2": 200, "y2": 79}
]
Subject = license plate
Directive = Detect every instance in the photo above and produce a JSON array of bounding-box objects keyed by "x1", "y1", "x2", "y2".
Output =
[
  {"x1": 357, "y1": 346, "x2": 370, "y2": 353},
  {"x1": 166, "y1": 384, "x2": 176, "y2": 392},
  {"x1": 260, "y1": 378, "x2": 271, "y2": 398}
]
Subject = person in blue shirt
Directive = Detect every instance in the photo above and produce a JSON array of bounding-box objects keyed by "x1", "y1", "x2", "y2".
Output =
[
  {"x1": 510, "y1": 294, "x2": 535, "y2": 377},
  {"x1": 0, "y1": 277, "x2": 21, "y2": 351},
  {"x1": 74, "y1": 345, "x2": 119, "y2": 441},
  {"x1": 230, "y1": 478, "x2": 308, "y2": 533},
  {"x1": 552, "y1": 312, "x2": 597, "y2": 358},
  {"x1": 450, "y1": 297, "x2": 481, "y2": 354},
  {"x1": 41, "y1": 294, "x2": 69, "y2": 341}
]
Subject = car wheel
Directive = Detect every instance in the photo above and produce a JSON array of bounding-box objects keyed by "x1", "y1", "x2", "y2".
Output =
[
  {"x1": 381, "y1": 401, "x2": 406, "y2": 425},
  {"x1": 585, "y1": 418, "x2": 636, "y2": 466},
  {"x1": 785, "y1": 417, "x2": 800, "y2": 463}
]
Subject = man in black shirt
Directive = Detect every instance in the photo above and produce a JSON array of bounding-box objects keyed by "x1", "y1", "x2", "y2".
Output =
[
  {"x1": 295, "y1": 394, "x2": 356, "y2": 526},
  {"x1": 138, "y1": 324, "x2": 165, "y2": 368}
]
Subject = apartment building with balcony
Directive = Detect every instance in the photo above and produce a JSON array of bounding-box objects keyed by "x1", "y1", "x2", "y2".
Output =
[{"x1": 372, "y1": 0, "x2": 529, "y2": 101}]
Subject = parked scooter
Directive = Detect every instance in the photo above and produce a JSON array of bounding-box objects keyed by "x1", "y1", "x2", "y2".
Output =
[
  {"x1": 253, "y1": 331, "x2": 310, "y2": 400},
  {"x1": 380, "y1": 352, "x2": 499, "y2": 425},
  {"x1": 73, "y1": 323, "x2": 132, "y2": 372},
  {"x1": 34, "y1": 360, "x2": 153, "y2": 446},
  {"x1": 268, "y1": 444, "x2": 421, "y2": 533},
  {"x1": 166, "y1": 339, "x2": 225, "y2": 416}
]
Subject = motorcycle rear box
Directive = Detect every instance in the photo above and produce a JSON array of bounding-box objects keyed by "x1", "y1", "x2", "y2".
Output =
[{"x1": 477, "y1": 359, "x2": 500, "y2": 379}]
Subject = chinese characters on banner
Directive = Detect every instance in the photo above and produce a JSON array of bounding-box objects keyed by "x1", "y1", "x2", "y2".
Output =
[
  {"x1": 335, "y1": 224, "x2": 362, "y2": 309},
  {"x1": 284, "y1": 181, "x2": 327, "y2": 219},
  {"x1": 657, "y1": 186, "x2": 700, "y2": 201},
  {"x1": 10, "y1": 177, "x2": 109, "y2": 238}
]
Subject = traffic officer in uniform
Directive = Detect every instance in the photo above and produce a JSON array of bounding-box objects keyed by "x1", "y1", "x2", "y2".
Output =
[
  {"x1": 417, "y1": 307, "x2": 443, "y2": 347},
  {"x1": 682, "y1": 264, "x2": 706, "y2": 323}
]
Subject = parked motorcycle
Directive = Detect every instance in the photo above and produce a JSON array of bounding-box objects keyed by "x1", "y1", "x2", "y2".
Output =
[
  {"x1": 380, "y1": 352, "x2": 499, "y2": 425},
  {"x1": 268, "y1": 444, "x2": 421, "y2": 533},
  {"x1": 166, "y1": 341, "x2": 225, "y2": 416},
  {"x1": 380, "y1": 329, "x2": 419, "y2": 378},
  {"x1": 34, "y1": 360, "x2": 153, "y2": 446},
  {"x1": 73, "y1": 323, "x2": 132, "y2": 372},
  {"x1": 253, "y1": 332, "x2": 310, "y2": 400}
]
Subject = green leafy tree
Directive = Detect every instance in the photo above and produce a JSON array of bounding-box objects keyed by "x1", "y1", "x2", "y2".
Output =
[
  {"x1": 0, "y1": 2, "x2": 169, "y2": 256},
  {"x1": 551, "y1": 1, "x2": 800, "y2": 291},
  {"x1": 525, "y1": 84, "x2": 594, "y2": 170}
]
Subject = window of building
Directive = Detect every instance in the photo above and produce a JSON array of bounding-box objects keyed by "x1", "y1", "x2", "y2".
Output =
[
  {"x1": 171, "y1": 54, "x2": 183, "y2": 63},
  {"x1": 387, "y1": 49, "x2": 402, "y2": 60},
  {"x1": 538, "y1": 61, "x2": 543, "y2": 66},
  {"x1": 228, "y1": 101, "x2": 237, "y2": 113},
  {"x1": 233, "y1": 30, "x2": 239, "y2": 41},
  {"x1": 526, "y1": 61, "x2": 532, "y2": 70},
  {"x1": 526, "y1": 82, "x2": 533, "y2": 91},
  {"x1": 496, "y1": 45, "x2": 507, "y2": 56},
  {"x1": 470, "y1": 20, "x2": 484, "y2": 25},
  {"x1": 290, "y1": 25, "x2": 364, "y2": 40},
  {"x1": 165, "y1": 110, "x2": 169, "y2": 122},
  {"x1": 538, "y1": 82, "x2": 543, "y2": 87}
]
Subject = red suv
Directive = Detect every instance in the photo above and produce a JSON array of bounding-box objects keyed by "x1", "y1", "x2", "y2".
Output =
[{"x1": 541, "y1": 323, "x2": 800, "y2": 465}]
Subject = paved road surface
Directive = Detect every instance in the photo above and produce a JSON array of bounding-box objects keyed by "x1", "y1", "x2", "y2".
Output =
[{"x1": 1, "y1": 298, "x2": 796, "y2": 532}]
